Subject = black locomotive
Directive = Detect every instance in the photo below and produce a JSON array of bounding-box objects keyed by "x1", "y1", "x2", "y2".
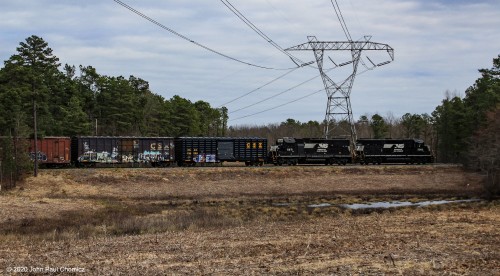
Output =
[
  {"x1": 268, "y1": 137, "x2": 352, "y2": 165},
  {"x1": 356, "y1": 138, "x2": 434, "y2": 164}
]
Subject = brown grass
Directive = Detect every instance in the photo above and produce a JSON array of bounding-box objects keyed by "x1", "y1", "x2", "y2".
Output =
[
  {"x1": 0, "y1": 165, "x2": 497, "y2": 275},
  {"x1": 8, "y1": 164, "x2": 484, "y2": 200}
]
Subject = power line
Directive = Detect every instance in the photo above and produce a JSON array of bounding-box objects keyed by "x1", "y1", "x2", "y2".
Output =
[
  {"x1": 330, "y1": 0, "x2": 353, "y2": 41},
  {"x1": 263, "y1": 0, "x2": 295, "y2": 26},
  {"x1": 113, "y1": 0, "x2": 298, "y2": 70},
  {"x1": 348, "y1": 0, "x2": 367, "y2": 38},
  {"x1": 229, "y1": 70, "x2": 325, "y2": 114},
  {"x1": 217, "y1": 66, "x2": 299, "y2": 108},
  {"x1": 220, "y1": 0, "x2": 310, "y2": 67},
  {"x1": 228, "y1": 67, "x2": 373, "y2": 121},
  {"x1": 229, "y1": 88, "x2": 325, "y2": 122}
]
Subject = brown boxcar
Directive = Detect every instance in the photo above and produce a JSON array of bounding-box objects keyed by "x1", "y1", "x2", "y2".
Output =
[{"x1": 29, "y1": 137, "x2": 72, "y2": 167}]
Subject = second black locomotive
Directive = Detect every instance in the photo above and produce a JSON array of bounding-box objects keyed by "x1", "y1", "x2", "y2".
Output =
[{"x1": 356, "y1": 138, "x2": 434, "y2": 164}]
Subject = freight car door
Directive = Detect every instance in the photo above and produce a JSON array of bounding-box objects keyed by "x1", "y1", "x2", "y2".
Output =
[
  {"x1": 218, "y1": 141, "x2": 234, "y2": 160},
  {"x1": 120, "y1": 139, "x2": 135, "y2": 163},
  {"x1": 53, "y1": 140, "x2": 59, "y2": 162}
]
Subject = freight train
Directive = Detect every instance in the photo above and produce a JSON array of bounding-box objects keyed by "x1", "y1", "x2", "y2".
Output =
[{"x1": 26, "y1": 136, "x2": 433, "y2": 167}]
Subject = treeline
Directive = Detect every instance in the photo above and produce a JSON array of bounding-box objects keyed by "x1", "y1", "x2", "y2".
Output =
[
  {"x1": 433, "y1": 56, "x2": 499, "y2": 195},
  {"x1": 0, "y1": 35, "x2": 227, "y2": 188},
  {"x1": 0, "y1": 35, "x2": 227, "y2": 138}
]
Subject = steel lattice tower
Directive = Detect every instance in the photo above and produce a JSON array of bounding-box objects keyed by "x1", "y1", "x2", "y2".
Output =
[{"x1": 286, "y1": 36, "x2": 394, "y2": 145}]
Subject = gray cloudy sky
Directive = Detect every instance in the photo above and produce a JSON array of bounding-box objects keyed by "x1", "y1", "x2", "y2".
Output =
[{"x1": 1, "y1": 0, "x2": 499, "y2": 126}]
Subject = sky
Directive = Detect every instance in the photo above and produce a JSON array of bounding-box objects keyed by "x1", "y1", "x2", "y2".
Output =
[{"x1": 1, "y1": 0, "x2": 499, "y2": 127}]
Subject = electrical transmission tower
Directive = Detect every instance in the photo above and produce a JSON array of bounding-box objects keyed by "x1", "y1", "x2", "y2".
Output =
[{"x1": 286, "y1": 36, "x2": 394, "y2": 145}]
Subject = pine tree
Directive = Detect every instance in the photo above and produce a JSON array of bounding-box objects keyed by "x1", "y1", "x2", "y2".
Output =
[{"x1": 370, "y1": 114, "x2": 388, "y2": 139}]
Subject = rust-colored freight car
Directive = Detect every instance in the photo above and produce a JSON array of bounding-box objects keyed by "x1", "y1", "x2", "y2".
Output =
[{"x1": 29, "y1": 137, "x2": 71, "y2": 167}]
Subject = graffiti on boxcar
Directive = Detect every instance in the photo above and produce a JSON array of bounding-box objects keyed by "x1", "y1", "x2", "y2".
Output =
[
  {"x1": 138, "y1": 150, "x2": 171, "y2": 162},
  {"x1": 78, "y1": 142, "x2": 120, "y2": 163},
  {"x1": 121, "y1": 154, "x2": 134, "y2": 163},
  {"x1": 30, "y1": 151, "x2": 48, "y2": 162},
  {"x1": 193, "y1": 154, "x2": 216, "y2": 163},
  {"x1": 78, "y1": 141, "x2": 173, "y2": 164},
  {"x1": 78, "y1": 150, "x2": 118, "y2": 163}
]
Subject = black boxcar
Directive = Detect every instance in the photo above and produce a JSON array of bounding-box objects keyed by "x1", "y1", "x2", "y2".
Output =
[
  {"x1": 217, "y1": 137, "x2": 267, "y2": 166},
  {"x1": 72, "y1": 136, "x2": 175, "y2": 167},
  {"x1": 356, "y1": 138, "x2": 433, "y2": 164},
  {"x1": 174, "y1": 137, "x2": 268, "y2": 166},
  {"x1": 269, "y1": 137, "x2": 352, "y2": 165},
  {"x1": 174, "y1": 137, "x2": 218, "y2": 166},
  {"x1": 29, "y1": 137, "x2": 72, "y2": 167}
]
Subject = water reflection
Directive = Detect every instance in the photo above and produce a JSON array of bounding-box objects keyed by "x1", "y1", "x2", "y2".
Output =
[{"x1": 340, "y1": 199, "x2": 480, "y2": 210}]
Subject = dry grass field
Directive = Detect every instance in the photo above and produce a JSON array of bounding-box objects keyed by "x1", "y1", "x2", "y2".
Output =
[{"x1": 0, "y1": 164, "x2": 498, "y2": 275}]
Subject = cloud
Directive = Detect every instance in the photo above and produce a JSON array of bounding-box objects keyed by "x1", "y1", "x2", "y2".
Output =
[{"x1": 1, "y1": 0, "x2": 499, "y2": 127}]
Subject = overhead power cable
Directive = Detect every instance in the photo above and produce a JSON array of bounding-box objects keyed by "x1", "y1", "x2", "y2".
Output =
[
  {"x1": 220, "y1": 0, "x2": 311, "y2": 67},
  {"x1": 217, "y1": 66, "x2": 299, "y2": 108},
  {"x1": 113, "y1": 0, "x2": 298, "y2": 70},
  {"x1": 228, "y1": 67, "x2": 373, "y2": 121},
  {"x1": 228, "y1": 70, "x2": 328, "y2": 114},
  {"x1": 229, "y1": 88, "x2": 325, "y2": 122},
  {"x1": 330, "y1": 0, "x2": 353, "y2": 41}
]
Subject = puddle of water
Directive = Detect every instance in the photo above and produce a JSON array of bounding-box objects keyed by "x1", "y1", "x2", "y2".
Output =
[
  {"x1": 271, "y1": 199, "x2": 481, "y2": 210},
  {"x1": 307, "y1": 203, "x2": 332, "y2": 208},
  {"x1": 340, "y1": 199, "x2": 481, "y2": 210}
]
